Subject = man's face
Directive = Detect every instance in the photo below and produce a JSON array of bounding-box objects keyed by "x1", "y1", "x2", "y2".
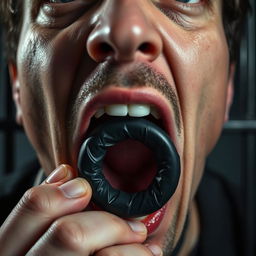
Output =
[{"x1": 12, "y1": 0, "x2": 233, "y2": 253}]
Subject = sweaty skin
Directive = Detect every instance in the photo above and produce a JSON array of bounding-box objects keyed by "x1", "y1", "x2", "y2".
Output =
[{"x1": 0, "y1": 0, "x2": 234, "y2": 255}]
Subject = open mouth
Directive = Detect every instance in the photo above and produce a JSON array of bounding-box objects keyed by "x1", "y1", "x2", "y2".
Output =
[
  {"x1": 87, "y1": 104, "x2": 163, "y2": 193},
  {"x1": 75, "y1": 88, "x2": 180, "y2": 234}
]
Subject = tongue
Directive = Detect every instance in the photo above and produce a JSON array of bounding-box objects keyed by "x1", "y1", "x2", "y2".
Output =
[{"x1": 103, "y1": 139, "x2": 157, "y2": 193}]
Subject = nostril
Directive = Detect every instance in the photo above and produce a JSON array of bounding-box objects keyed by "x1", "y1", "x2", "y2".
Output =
[
  {"x1": 139, "y1": 43, "x2": 151, "y2": 53},
  {"x1": 89, "y1": 42, "x2": 115, "y2": 62},
  {"x1": 100, "y1": 42, "x2": 114, "y2": 55},
  {"x1": 138, "y1": 43, "x2": 158, "y2": 59}
]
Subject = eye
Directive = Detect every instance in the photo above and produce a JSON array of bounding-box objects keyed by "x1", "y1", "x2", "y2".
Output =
[
  {"x1": 49, "y1": 0, "x2": 75, "y2": 3},
  {"x1": 176, "y1": 0, "x2": 200, "y2": 3}
]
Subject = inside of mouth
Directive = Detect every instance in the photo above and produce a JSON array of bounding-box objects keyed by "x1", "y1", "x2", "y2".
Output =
[{"x1": 103, "y1": 139, "x2": 157, "y2": 193}]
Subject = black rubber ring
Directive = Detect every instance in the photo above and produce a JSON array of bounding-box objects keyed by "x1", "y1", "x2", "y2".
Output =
[{"x1": 78, "y1": 117, "x2": 180, "y2": 218}]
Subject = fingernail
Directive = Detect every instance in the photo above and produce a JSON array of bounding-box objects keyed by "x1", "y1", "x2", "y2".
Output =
[
  {"x1": 127, "y1": 221, "x2": 147, "y2": 234},
  {"x1": 46, "y1": 165, "x2": 68, "y2": 184},
  {"x1": 146, "y1": 244, "x2": 163, "y2": 256},
  {"x1": 59, "y1": 178, "x2": 87, "y2": 198}
]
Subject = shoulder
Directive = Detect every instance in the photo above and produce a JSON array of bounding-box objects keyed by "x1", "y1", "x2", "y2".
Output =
[
  {"x1": 0, "y1": 160, "x2": 40, "y2": 225},
  {"x1": 195, "y1": 169, "x2": 245, "y2": 256}
]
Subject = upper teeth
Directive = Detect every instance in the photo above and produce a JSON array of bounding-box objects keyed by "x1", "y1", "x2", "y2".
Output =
[{"x1": 94, "y1": 104, "x2": 160, "y2": 119}]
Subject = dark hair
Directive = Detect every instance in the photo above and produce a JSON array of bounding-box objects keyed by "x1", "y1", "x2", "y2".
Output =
[
  {"x1": 222, "y1": 0, "x2": 250, "y2": 62},
  {"x1": 0, "y1": 0, "x2": 251, "y2": 62},
  {"x1": 0, "y1": 0, "x2": 23, "y2": 62}
]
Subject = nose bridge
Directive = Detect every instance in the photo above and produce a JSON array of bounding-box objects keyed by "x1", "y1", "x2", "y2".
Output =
[
  {"x1": 87, "y1": 0, "x2": 162, "y2": 62},
  {"x1": 103, "y1": 0, "x2": 149, "y2": 45}
]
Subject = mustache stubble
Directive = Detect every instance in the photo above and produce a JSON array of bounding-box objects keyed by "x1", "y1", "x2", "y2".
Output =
[{"x1": 70, "y1": 62, "x2": 181, "y2": 136}]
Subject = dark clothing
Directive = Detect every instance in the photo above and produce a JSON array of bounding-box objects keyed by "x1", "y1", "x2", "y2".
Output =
[
  {"x1": 190, "y1": 170, "x2": 244, "y2": 256},
  {"x1": 0, "y1": 164, "x2": 244, "y2": 255},
  {"x1": 0, "y1": 160, "x2": 40, "y2": 225}
]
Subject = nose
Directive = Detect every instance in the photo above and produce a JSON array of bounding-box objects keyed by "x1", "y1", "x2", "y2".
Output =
[{"x1": 87, "y1": 0, "x2": 162, "y2": 63}]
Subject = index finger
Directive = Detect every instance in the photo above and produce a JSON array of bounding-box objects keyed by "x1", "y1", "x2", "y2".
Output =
[{"x1": 0, "y1": 165, "x2": 92, "y2": 256}]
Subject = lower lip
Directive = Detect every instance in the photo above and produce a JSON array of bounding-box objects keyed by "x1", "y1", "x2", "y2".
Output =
[{"x1": 140, "y1": 205, "x2": 166, "y2": 235}]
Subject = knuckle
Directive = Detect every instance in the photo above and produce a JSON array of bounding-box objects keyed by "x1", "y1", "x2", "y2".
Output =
[
  {"x1": 96, "y1": 248, "x2": 121, "y2": 256},
  {"x1": 96, "y1": 244, "x2": 152, "y2": 256},
  {"x1": 107, "y1": 215, "x2": 126, "y2": 235},
  {"x1": 49, "y1": 218, "x2": 85, "y2": 251},
  {"x1": 20, "y1": 186, "x2": 52, "y2": 214}
]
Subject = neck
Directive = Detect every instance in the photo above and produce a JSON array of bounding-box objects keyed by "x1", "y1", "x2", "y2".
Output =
[{"x1": 177, "y1": 200, "x2": 200, "y2": 256}]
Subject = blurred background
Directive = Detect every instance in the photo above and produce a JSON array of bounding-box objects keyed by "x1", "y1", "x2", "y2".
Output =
[{"x1": 0, "y1": 1, "x2": 255, "y2": 255}]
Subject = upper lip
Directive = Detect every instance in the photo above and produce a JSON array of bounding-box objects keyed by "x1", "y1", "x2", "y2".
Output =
[{"x1": 72, "y1": 86, "x2": 180, "y2": 163}]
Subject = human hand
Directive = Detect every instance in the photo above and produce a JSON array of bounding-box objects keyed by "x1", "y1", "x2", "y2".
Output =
[{"x1": 0, "y1": 165, "x2": 162, "y2": 256}]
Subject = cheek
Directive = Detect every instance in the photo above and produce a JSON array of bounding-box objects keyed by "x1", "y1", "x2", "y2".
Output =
[
  {"x1": 16, "y1": 23, "x2": 94, "y2": 169},
  {"x1": 197, "y1": 36, "x2": 229, "y2": 154},
  {"x1": 16, "y1": 30, "x2": 54, "y2": 167},
  {"x1": 182, "y1": 28, "x2": 229, "y2": 151},
  {"x1": 188, "y1": 37, "x2": 229, "y2": 195}
]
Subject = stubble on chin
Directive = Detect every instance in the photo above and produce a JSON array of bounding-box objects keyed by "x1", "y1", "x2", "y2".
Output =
[
  {"x1": 146, "y1": 211, "x2": 178, "y2": 256},
  {"x1": 162, "y1": 211, "x2": 178, "y2": 256}
]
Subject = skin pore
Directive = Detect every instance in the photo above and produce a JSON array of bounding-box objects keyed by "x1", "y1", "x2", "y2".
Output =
[{"x1": 6, "y1": 0, "x2": 234, "y2": 255}]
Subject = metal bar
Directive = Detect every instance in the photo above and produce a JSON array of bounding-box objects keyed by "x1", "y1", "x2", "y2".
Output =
[{"x1": 224, "y1": 120, "x2": 256, "y2": 130}]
